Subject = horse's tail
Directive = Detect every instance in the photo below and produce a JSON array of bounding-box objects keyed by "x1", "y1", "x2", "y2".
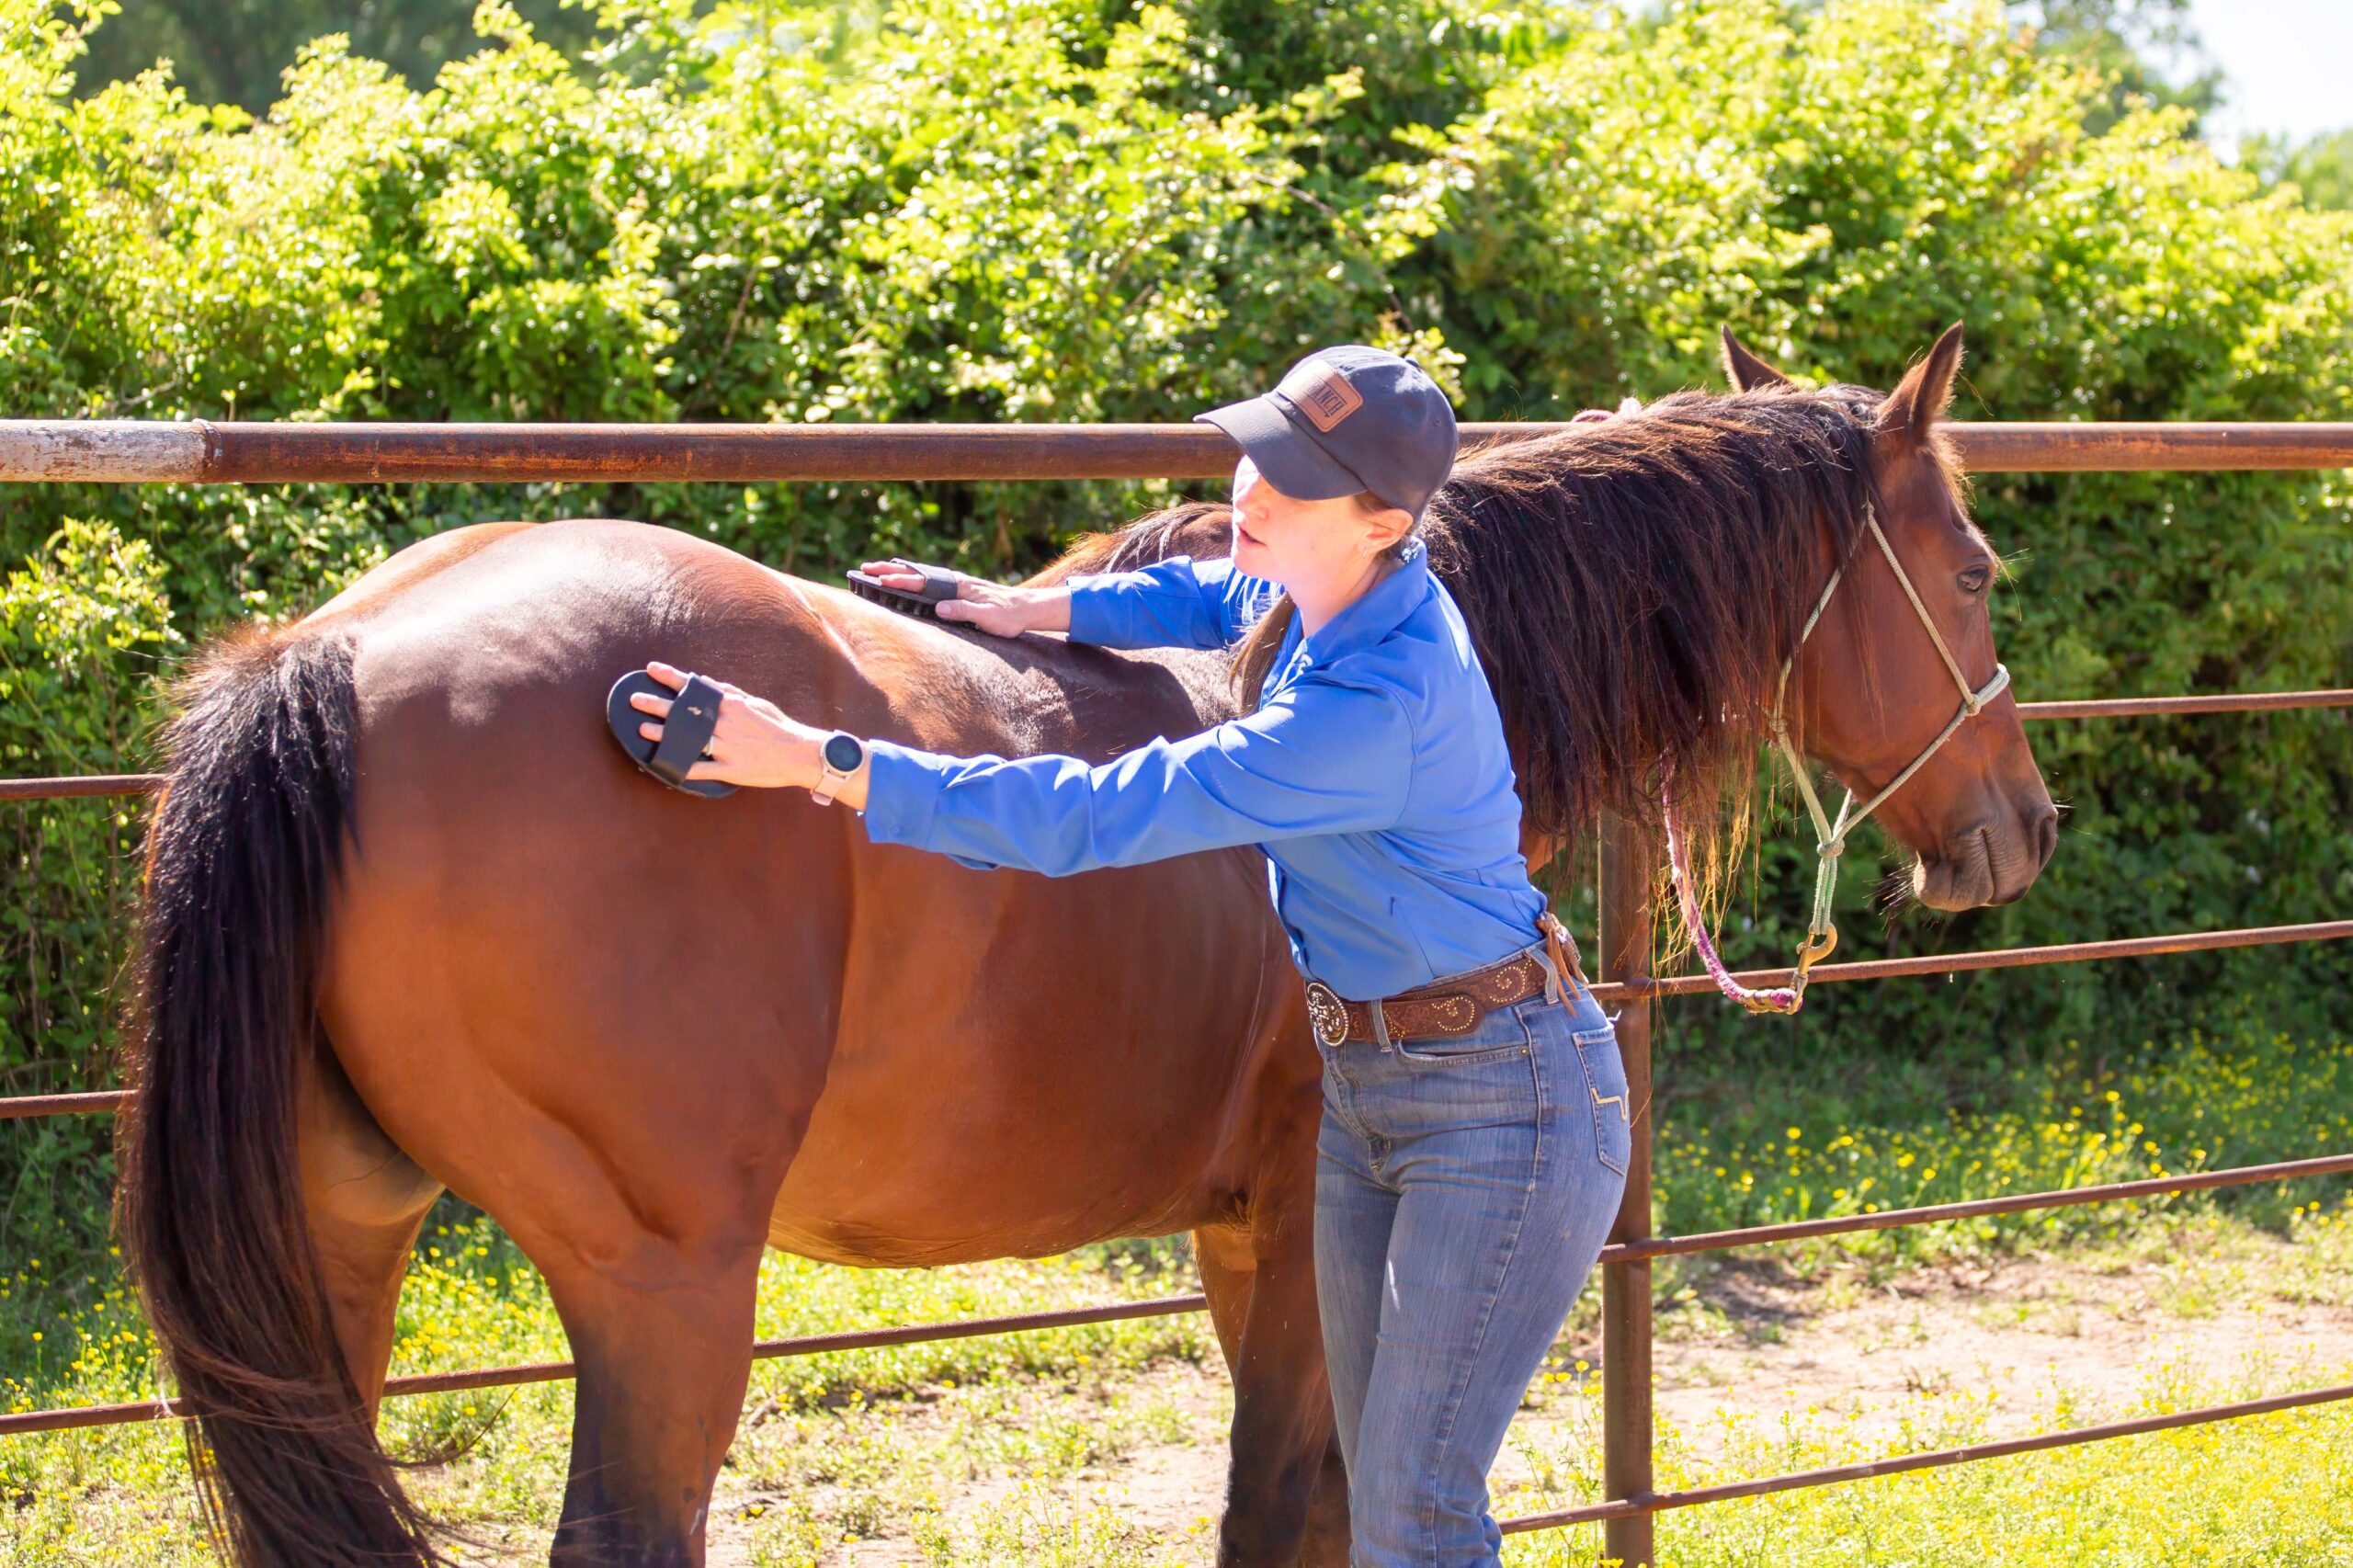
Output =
[{"x1": 115, "y1": 626, "x2": 444, "y2": 1567}]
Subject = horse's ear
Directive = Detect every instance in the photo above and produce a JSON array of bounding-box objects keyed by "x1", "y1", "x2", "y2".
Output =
[
  {"x1": 1720, "y1": 326, "x2": 1791, "y2": 392},
  {"x1": 1880, "y1": 322, "x2": 1966, "y2": 443}
]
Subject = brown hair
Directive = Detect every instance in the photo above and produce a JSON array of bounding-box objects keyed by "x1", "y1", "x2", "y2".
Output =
[{"x1": 1229, "y1": 491, "x2": 1414, "y2": 710}]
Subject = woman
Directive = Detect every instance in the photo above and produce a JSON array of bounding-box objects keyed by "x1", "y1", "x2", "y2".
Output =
[{"x1": 631, "y1": 345, "x2": 1632, "y2": 1566}]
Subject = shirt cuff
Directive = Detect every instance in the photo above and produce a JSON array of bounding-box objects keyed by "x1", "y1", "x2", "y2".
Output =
[
  {"x1": 858, "y1": 737, "x2": 952, "y2": 850},
  {"x1": 1063, "y1": 574, "x2": 1121, "y2": 646}
]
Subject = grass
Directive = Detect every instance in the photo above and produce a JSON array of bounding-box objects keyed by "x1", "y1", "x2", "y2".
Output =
[
  {"x1": 0, "y1": 1234, "x2": 1211, "y2": 1564},
  {"x1": 0, "y1": 1016, "x2": 2347, "y2": 1562},
  {"x1": 1650, "y1": 1017, "x2": 2353, "y2": 1269}
]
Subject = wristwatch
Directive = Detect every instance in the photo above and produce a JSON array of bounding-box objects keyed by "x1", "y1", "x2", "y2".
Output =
[{"x1": 812, "y1": 731, "x2": 867, "y2": 806}]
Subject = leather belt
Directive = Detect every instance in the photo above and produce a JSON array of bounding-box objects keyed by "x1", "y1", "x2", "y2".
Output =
[{"x1": 1305, "y1": 948, "x2": 1554, "y2": 1050}]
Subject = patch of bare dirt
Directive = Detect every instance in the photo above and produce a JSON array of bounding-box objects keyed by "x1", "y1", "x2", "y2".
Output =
[{"x1": 1634, "y1": 1233, "x2": 2353, "y2": 1462}]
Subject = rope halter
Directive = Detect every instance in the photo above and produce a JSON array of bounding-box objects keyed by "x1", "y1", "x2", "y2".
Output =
[{"x1": 1673, "y1": 501, "x2": 2011, "y2": 1016}]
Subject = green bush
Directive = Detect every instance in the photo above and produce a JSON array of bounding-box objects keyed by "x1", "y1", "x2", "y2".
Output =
[
  {"x1": 0, "y1": 0, "x2": 2347, "y2": 1243},
  {"x1": 1396, "y1": 0, "x2": 2353, "y2": 1068}
]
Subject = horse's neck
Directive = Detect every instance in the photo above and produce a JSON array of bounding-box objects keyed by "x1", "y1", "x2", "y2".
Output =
[
  {"x1": 1024, "y1": 506, "x2": 1233, "y2": 587},
  {"x1": 1519, "y1": 826, "x2": 1577, "y2": 887}
]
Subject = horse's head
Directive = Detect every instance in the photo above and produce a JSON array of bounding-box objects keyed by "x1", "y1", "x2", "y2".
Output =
[{"x1": 1722, "y1": 324, "x2": 2058, "y2": 912}]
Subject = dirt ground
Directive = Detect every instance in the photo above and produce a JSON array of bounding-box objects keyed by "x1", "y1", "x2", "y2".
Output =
[{"x1": 706, "y1": 1225, "x2": 2353, "y2": 1564}]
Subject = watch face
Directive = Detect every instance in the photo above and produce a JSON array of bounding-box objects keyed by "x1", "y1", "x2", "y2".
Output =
[{"x1": 823, "y1": 733, "x2": 864, "y2": 773}]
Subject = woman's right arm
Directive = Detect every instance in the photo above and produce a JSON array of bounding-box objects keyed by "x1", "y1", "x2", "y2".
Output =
[
  {"x1": 856, "y1": 554, "x2": 1272, "y2": 650},
  {"x1": 858, "y1": 670, "x2": 1414, "y2": 875}
]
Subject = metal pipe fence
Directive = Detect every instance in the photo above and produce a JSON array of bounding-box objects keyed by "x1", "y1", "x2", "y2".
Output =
[
  {"x1": 0, "y1": 1294, "x2": 1212, "y2": 1438},
  {"x1": 4, "y1": 418, "x2": 2351, "y2": 483},
  {"x1": 2, "y1": 417, "x2": 2348, "y2": 1563}
]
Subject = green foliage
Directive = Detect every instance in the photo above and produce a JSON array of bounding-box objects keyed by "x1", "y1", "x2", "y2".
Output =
[
  {"x1": 0, "y1": 0, "x2": 2347, "y2": 1263},
  {"x1": 2006, "y1": 0, "x2": 2220, "y2": 134},
  {"x1": 0, "y1": 518, "x2": 173, "y2": 981},
  {"x1": 0, "y1": 517, "x2": 170, "y2": 1334},
  {"x1": 2251, "y1": 128, "x2": 2353, "y2": 213}
]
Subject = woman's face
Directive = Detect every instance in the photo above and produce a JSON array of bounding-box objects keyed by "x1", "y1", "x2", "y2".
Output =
[{"x1": 1228, "y1": 455, "x2": 1407, "y2": 589}]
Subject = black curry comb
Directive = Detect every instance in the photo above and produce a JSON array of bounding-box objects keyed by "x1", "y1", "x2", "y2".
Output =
[{"x1": 844, "y1": 558, "x2": 973, "y2": 620}]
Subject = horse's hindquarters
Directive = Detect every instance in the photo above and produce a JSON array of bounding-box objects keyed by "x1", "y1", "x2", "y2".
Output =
[{"x1": 293, "y1": 516, "x2": 1333, "y2": 1562}]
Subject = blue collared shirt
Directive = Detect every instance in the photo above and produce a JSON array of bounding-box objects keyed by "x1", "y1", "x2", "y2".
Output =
[{"x1": 859, "y1": 537, "x2": 1546, "y2": 999}]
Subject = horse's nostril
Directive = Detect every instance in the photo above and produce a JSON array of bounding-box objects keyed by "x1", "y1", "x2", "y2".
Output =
[{"x1": 2032, "y1": 809, "x2": 2058, "y2": 868}]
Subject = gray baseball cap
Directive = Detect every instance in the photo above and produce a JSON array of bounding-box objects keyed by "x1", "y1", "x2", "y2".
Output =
[{"x1": 1195, "y1": 345, "x2": 1460, "y2": 521}]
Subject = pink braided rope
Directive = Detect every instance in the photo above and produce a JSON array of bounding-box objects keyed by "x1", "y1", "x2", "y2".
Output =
[{"x1": 1661, "y1": 784, "x2": 1802, "y2": 1013}]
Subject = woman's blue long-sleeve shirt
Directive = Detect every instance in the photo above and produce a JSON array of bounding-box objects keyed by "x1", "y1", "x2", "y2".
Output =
[{"x1": 858, "y1": 536, "x2": 1547, "y2": 1000}]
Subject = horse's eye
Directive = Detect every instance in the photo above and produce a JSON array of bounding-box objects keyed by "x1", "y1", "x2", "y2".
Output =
[{"x1": 1959, "y1": 564, "x2": 1992, "y2": 595}]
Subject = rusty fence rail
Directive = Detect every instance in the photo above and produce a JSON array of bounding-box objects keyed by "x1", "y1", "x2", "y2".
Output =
[
  {"x1": 5, "y1": 921, "x2": 2350, "y2": 1122},
  {"x1": 2, "y1": 418, "x2": 2349, "y2": 1564},
  {"x1": 4, "y1": 417, "x2": 2352, "y2": 483}
]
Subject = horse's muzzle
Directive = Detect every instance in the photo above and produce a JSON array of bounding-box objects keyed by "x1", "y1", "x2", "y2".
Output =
[{"x1": 1912, "y1": 806, "x2": 2056, "y2": 911}]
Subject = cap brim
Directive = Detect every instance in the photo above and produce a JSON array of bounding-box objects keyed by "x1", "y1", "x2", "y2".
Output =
[{"x1": 1194, "y1": 397, "x2": 1366, "y2": 501}]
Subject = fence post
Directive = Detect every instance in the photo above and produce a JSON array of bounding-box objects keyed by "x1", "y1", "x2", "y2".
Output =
[{"x1": 1598, "y1": 811, "x2": 1656, "y2": 1566}]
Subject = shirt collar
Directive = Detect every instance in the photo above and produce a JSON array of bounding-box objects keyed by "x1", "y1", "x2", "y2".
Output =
[{"x1": 1292, "y1": 535, "x2": 1434, "y2": 666}]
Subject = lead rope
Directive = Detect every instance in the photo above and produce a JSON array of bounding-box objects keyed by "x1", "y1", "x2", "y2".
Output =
[{"x1": 1661, "y1": 771, "x2": 1802, "y2": 1014}]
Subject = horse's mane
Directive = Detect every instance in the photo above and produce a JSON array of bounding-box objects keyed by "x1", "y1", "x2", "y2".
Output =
[
  {"x1": 1035, "y1": 384, "x2": 1890, "y2": 886},
  {"x1": 1425, "y1": 385, "x2": 1884, "y2": 847},
  {"x1": 1029, "y1": 503, "x2": 1236, "y2": 581}
]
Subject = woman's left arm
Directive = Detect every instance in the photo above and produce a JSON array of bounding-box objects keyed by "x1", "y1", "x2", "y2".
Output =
[{"x1": 627, "y1": 661, "x2": 1414, "y2": 873}]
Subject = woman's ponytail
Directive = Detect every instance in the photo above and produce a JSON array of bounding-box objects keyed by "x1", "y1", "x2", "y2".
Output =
[{"x1": 1229, "y1": 595, "x2": 1299, "y2": 711}]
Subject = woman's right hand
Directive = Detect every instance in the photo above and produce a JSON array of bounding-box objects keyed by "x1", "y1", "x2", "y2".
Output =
[{"x1": 856, "y1": 561, "x2": 1070, "y2": 638}]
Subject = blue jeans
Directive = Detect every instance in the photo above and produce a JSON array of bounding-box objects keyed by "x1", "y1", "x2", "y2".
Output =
[{"x1": 1313, "y1": 941, "x2": 1632, "y2": 1567}]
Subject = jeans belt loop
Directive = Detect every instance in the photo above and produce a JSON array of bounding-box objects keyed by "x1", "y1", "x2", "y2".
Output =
[{"x1": 1369, "y1": 994, "x2": 1394, "y2": 1051}]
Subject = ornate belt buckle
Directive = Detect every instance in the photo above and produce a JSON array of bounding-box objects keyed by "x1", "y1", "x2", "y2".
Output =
[{"x1": 1303, "y1": 981, "x2": 1350, "y2": 1048}]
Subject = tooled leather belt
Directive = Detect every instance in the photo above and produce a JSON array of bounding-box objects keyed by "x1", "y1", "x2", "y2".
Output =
[{"x1": 1304, "y1": 948, "x2": 1555, "y2": 1050}]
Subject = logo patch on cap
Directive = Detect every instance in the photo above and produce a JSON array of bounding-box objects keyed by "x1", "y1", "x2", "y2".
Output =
[{"x1": 1279, "y1": 363, "x2": 1365, "y2": 433}]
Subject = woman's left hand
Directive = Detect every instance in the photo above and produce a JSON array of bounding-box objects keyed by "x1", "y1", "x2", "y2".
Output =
[{"x1": 630, "y1": 661, "x2": 823, "y2": 790}]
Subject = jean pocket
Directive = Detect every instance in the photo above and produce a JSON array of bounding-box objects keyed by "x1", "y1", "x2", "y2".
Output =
[
  {"x1": 1387, "y1": 1005, "x2": 1534, "y2": 1067},
  {"x1": 1574, "y1": 1023, "x2": 1633, "y2": 1176}
]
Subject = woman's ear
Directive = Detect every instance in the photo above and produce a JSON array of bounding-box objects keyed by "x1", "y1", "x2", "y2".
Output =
[{"x1": 1362, "y1": 503, "x2": 1415, "y2": 554}]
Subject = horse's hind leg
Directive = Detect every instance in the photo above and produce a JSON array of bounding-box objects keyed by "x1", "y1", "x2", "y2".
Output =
[
  {"x1": 538, "y1": 1239, "x2": 765, "y2": 1567},
  {"x1": 298, "y1": 1039, "x2": 444, "y2": 1415}
]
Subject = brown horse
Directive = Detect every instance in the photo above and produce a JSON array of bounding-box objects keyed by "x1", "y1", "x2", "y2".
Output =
[{"x1": 116, "y1": 324, "x2": 2054, "y2": 1566}]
